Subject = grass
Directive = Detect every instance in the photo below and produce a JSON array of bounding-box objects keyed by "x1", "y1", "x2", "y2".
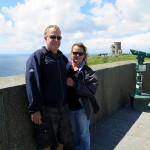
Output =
[{"x1": 87, "y1": 54, "x2": 150, "y2": 66}]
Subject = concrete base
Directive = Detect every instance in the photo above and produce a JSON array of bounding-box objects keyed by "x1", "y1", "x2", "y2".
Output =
[{"x1": 130, "y1": 93, "x2": 150, "y2": 111}]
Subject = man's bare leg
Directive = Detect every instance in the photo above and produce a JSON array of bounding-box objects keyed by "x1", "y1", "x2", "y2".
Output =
[
  {"x1": 56, "y1": 144, "x2": 63, "y2": 150},
  {"x1": 41, "y1": 146, "x2": 51, "y2": 150},
  {"x1": 41, "y1": 144, "x2": 63, "y2": 150}
]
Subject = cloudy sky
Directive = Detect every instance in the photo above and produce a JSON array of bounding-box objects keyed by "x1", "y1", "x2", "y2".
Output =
[{"x1": 0, "y1": 0, "x2": 150, "y2": 54}]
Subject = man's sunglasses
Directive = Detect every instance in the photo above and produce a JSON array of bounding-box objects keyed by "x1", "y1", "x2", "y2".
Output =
[
  {"x1": 72, "y1": 52, "x2": 84, "y2": 56},
  {"x1": 48, "y1": 35, "x2": 62, "y2": 40}
]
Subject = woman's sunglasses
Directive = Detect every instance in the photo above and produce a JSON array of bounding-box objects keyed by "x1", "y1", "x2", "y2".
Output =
[{"x1": 72, "y1": 52, "x2": 84, "y2": 56}]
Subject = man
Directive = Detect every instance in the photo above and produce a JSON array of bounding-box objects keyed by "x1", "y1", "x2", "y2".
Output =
[{"x1": 26, "y1": 25, "x2": 71, "y2": 150}]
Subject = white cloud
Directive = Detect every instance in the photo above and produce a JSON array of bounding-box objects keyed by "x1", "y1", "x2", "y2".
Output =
[{"x1": 0, "y1": 0, "x2": 150, "y2": 54}]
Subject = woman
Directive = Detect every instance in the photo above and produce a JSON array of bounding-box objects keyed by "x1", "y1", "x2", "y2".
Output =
[{"x1": 66, "y1": 42, "x2": 99, "y2": 150}]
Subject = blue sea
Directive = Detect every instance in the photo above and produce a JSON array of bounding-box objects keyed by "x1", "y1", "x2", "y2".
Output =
[{"x1": 0, "y1": 53, "x2": 98, "y2": 77}]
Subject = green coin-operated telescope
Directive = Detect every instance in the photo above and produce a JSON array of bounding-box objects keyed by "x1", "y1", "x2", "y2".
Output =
[{"x1": 130, "y1": 49, "x2": 150, "y2": 111}]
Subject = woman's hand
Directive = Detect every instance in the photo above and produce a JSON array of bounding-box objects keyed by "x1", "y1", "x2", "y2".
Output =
[{"x1": 66, "y1": 77, "x2": 74, "y2": 87}]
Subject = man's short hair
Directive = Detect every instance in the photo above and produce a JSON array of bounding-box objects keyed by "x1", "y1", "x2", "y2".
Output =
[{"x1": 44, "y1": 25, "x2": 61, "y2": 37}]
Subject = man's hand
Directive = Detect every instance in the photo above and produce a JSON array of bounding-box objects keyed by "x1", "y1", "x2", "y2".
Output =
[
  {"x1": 31, "y1": 111, "x2": 42, "y2": 124},
  {"x1": 66, "y1": 77, "x2": 74, "y2": 87}
]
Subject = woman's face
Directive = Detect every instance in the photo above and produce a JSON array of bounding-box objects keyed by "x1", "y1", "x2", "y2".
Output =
[{"x1": 71, "y1": 45, "x2": 85, "y2": 65}]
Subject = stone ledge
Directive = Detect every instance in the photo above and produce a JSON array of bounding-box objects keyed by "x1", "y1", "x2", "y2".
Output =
[
  {"x1": 0, "y1": 61, "x2": 136, "y2": 89},
  {"x1": 0, "y1": 74, "x2": 25, "y2": 89},
  {"x1": 90, "y1": 60, "x2": 135, "y2": 71}
]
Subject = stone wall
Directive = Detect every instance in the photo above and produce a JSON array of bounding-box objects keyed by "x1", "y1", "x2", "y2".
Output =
[
  {"x1": 0, "y1": 85, "x2": 38, "y2": 150},
  {"x1": 90, "y1": 61, "x2": 136, "y2": 127},
  {"x1": 1, "y1": 61, "x2": 150, "y2": 150}
]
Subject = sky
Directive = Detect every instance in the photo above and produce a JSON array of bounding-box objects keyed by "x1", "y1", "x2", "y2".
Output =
[{"x1": 0, "y1": 0, "x2": 150, "y2": 54}]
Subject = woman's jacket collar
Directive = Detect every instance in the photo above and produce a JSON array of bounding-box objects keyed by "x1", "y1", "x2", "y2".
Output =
[{"x1": 66, "y1": 61, "x2": 85, "y2": 75}]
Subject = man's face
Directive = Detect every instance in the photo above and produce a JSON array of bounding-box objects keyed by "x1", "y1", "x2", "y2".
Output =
[{"x1": 44, "y1": 28, "x2": 62, "y2": 54}]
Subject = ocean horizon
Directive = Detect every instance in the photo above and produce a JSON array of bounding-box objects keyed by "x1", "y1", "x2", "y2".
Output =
[{"x1": 0, "y1": 53, "x2": 98, "y2": 77}]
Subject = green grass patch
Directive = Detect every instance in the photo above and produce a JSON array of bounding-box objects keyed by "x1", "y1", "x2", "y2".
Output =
[{"x1": 87, "y1": 54, "x2": 138, "y2": 65}]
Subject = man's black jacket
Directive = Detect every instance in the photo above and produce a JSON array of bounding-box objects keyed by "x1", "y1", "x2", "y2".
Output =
[{"x1": 25, "y1": 46, "x2": 68, "y2": 113}]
